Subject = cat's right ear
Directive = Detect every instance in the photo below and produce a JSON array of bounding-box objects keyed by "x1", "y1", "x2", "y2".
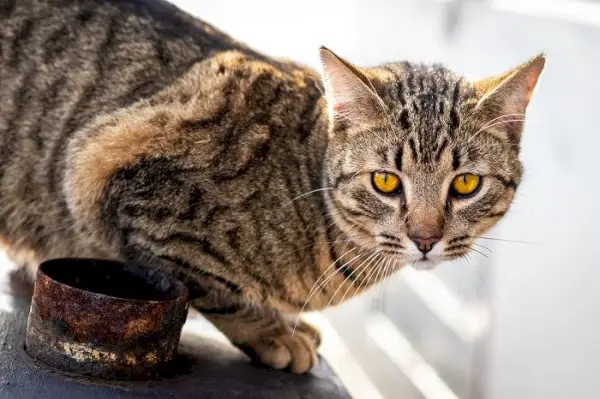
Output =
[
  {"x1": 473, "y1": 54, "x2": 545, "y2": 141},
  {"x1": 319, "y1": 47, "x2": 383, "y2": 130}
]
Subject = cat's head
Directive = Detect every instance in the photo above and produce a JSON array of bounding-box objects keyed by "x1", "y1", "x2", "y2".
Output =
[{"x1": 319, "y1": 47, "x2": 544, "y2": 270}]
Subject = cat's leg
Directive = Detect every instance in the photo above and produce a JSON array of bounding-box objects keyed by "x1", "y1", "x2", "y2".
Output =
[
  {"x1": 189, "y1": 283, "x2": 321, "y2": 374},
  {"x1": 199, "y1": 304, "x2": 320, "y2": 374},
  {"x1": 128, "y1": 254, "x2": 323, "y2": 373}
]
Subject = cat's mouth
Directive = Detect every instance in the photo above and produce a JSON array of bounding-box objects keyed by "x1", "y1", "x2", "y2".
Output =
[
  {"x1": 412, "y1": 258, "x2": 438, "y2": 270},
  {"x1": 374, "y1": 240, "x2": 442, "y2": 270},
  {"x1": 372, "y1": 234, "x2": 471, "y2": 270}
]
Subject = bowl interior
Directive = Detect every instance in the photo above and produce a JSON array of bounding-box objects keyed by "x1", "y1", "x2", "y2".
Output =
[{"x1": 39, "y1": 258, "x2": 187, "y2": 301}]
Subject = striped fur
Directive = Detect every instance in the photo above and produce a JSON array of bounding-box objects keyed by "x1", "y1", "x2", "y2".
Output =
[
  {"x1": 320, "y1": 48, "x2": 544, "y2": 271},
  {"x1": 0, "y1": 0, "x2": 544, "y2": 373}
]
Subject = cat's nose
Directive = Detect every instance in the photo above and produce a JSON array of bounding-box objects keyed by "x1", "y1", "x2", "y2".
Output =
[{"x1": 409, "y1": 235, "x2": 441, "y2": 254}]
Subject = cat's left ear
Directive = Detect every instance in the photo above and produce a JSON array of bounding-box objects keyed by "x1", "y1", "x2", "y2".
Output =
[
  {"x1": 319, "y1": 47, "x2": 383, "y2": 130},
  {"x1": 474, "y1": 53, "x2": 546, "y2": 139}
]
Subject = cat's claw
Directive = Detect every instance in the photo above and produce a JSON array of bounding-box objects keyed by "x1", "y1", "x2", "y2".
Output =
[{"x1": 238, "y1": 319, "x2": 321, "y2": 374}]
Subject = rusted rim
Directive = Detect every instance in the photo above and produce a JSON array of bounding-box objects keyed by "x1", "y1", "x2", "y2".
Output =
[
  {"x1": 25, "y1": 258, "x2": 190, "y2": 380},
  {"x1": 36, "y1": 258, "x2": 188, "y2": 303}
]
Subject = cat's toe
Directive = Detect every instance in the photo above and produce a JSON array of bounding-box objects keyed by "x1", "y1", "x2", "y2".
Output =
[
  {"x1": 245, "y1": 338, "x2": 293, "y2": 370},
  {"x1": 279, "y1": 330, "x2": 319, "y2": 374},
  {"x1": 293, "y1": 319, "x2": 322, "y2": 347},
  {"x1": 239, "y1": 323, "x2": 320, "y2": 374}
]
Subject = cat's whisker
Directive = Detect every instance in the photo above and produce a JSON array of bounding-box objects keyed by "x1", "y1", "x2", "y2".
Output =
[
  {"x1": 472, "y1": 242, "x2": 492, "y2": 253},
  {"x1": 466, "y1": 113, "x2": 525, "y2": 144},
  {"x1": 324, "y1": 209, "x2": 355, "y2": 242},
  {"x1": 362, "y1": 256, "x2": 382, "y2": 300},
  {"x1": 355, "y1": 254, "x2": 394, "y2": 304},
  {"x1": 303, "y1": 215, "x2": 365, "y2": 252},
  {"x1": 471, "y1": 263, "x2": 487, "y2": 296},
  {"x1": 479, "y1": 113, "x2": 526, "y2": 131},
  {"x1": 327, "y1": 208, "x2": 378, "y2": 249},
  {"x1": 324, "y1": 219, "x2": 365, "y2": 255},
  {"x1": 374, "y1": 256, "x2": 390, "y2": 311},
  {"x1": 469, "y1": 246, "x2": 489, "y2": 258},
  {"x1": 469, "y1": 118, "x2": 526, "y2": 142},
  {"x1": 304, "y1": 246, "x2": 359, "y2": 298},
  {"x1": 473, "y1": 236, "x2": 543, "y2": 246},
  {"x1": 326, "y1": 207, "x2": 357, "y2": 226},
  {"x1": 293, "y1": 249, "x2": 371, "y2": 335},
  {"x1": 282, "y1": 187, "x2": 334, "y2": 206},
  {"x1": 335, "y1": 257, "x2": 377, "y2": 308},
  {"x1": 465, "y1": 252, "x2": 473, "y2": 266},
  {"x1": 270, "y1": 236, "x2": 370, "y2": 262},
  {"x1": 321, "y1": 250, "x2": 380, "y2": 311},
  {"x1": 363, "y1": 74, "x2": 397, "y2": 137},
  {"x1": 347, "y1": 167, "x2": 373, "y2": 183},
  {"x1": 387, "y1": 256, "x2": 396, "y2": 279},
  {"x1": 338, "y1": 254, "x2": 385, "y2": 306},
  {"x1": 379, "y1": 257, "x2": 395, "y2": 309},
  {"x1": 474, "y1": 114, "x2": 526, "y2": 139},
  {"x1": 369, "y1": 255, "x2": 391, "y2": 294},
  {"x1": 467, "y1": 118, "x2": 526, "y2": 143},
  {"x1": 347, "y1": 270, "x2": 371, "y2": 303}
]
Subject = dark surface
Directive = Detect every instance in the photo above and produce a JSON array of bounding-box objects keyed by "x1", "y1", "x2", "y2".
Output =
[
  {"x1": 0, "y1": 271, "x2": 350, "y2": 399},
  {"x1": 25, "y1": 259, "x2": 189, "y2": 380}
]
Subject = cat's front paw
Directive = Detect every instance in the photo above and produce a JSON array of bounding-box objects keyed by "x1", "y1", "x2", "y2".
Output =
[{"x1": 238, "y1": 319, "x2": 321, "y2": 374}]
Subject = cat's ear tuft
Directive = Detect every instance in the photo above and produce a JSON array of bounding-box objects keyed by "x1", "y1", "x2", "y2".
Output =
[
  {"x1": 319, "y1": 46, "x2": 383, "y2": 129},
  {"x1": 475, "y1": 53, "x2": 546, "y2": 119}
]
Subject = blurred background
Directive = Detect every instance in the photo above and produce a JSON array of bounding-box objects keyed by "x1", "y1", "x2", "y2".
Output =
[{"x1": 167, "y1": 0, "x2": 600, "y2": 398}]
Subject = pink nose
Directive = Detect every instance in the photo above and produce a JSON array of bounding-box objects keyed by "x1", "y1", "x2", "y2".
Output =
[{"x1": 409, "y1": 236, "x2": 441, "y2": 253}]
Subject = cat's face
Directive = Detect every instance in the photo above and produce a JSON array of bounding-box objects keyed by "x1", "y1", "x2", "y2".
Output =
[{"x1": 320, "y1": 48, "x2": 544, "y2": 270}]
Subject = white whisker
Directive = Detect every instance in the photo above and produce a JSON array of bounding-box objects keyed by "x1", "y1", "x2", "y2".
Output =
[
  {"x1": 479, "y1": 113, "x2": 525, "y2": 131},
  {"x1": 293, "y1": 248, "x2": 369, "y2": 334},
  {"x1": 282, "y1": 187, "x2": 334, "y2": 207},
  {"x1": 467, "y1": 118, "x2": 526, "y2": 143},
  {"x1": 374, "y1": 256, "x2": 389, "y2": 311},
  {"x1": 322, "y1": 250, "x2": 380, "y2": 310},
  {"x1": 339, "y1": 255, "x2": 386, "y2": 305}
]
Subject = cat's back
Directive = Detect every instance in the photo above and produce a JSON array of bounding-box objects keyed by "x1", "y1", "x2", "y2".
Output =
[
  {"x1": 0, "y1": 0, "x2": 252, "y2": 147},
  {"x1": 0, "y1": 0, "x2": 262, "y2": 264}
]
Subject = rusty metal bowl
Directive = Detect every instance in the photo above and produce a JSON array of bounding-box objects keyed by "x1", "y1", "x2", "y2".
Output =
[{"x1": 25, "y1": 258, "x2": 189, "y2": 380}]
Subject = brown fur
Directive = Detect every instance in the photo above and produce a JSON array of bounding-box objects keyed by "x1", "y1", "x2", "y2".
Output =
[{"x1": 0, "y1": 0, "x2": 544, "y2": 373}]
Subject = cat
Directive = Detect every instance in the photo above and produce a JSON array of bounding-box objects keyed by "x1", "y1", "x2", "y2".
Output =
[{"x1": 0, "y1": 0, "x2": 544, "y2": 374}]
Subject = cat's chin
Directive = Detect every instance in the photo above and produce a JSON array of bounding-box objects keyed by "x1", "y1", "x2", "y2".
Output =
[{"x1": 411, "y1": 259, "x2": 439, "y2": 271}]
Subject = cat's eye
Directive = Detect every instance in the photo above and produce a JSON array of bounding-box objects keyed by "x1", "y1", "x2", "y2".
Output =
[
  {"x1": 372, "y1": 171, "x2": 402, "y2": 195},
  {"x1": 451, "y1": 173, "x2": 481, "y2": 197}
]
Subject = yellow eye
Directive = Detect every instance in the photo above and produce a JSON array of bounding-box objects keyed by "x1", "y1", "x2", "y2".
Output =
[
  {"x1": 372, "y1": 172, "x2": 401, "y2": 194},
  {"x1": 451, "y1": 173, "x2": 481, "y2": 197}
]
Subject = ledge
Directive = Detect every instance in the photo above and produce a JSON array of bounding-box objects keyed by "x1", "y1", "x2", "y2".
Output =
[{"x1": 0, "y1": 269, "x2": 350, "y2": 399}]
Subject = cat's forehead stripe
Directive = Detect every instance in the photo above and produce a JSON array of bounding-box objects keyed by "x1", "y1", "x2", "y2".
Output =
[
  {"x1": 433, "y1": 137, "x2": 449, "y2": 164},
  {"x1": 395, "y1": 148, "x2": 403, "y2": 171},
  {"x1": 452, "y1": 148, "x2": 461, "y2": 170},
  {"x1": 373, "y1": 63, "x2": 485, "y2": 167}
]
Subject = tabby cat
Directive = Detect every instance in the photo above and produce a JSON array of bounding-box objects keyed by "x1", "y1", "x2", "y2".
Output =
[{"x1": 0, "y1": 0, "x2": 544, "y2": 373}]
